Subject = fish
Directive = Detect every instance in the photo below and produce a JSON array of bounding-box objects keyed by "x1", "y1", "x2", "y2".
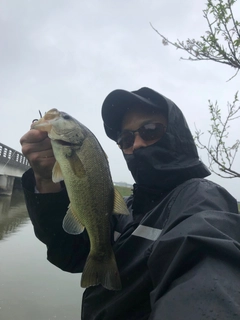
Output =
[{"x1": 32, "y1": 108, "x2": 129, "y2": 290}]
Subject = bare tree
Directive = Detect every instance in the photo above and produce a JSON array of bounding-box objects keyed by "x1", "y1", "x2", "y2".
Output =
[{"x1": 151, "y1": 0, "x2": 240, "y2": 178}]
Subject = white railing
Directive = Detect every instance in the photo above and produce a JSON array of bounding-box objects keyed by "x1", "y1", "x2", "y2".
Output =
[{"x1": 0, "y1": 143, "x2": 30, "y2": 168}]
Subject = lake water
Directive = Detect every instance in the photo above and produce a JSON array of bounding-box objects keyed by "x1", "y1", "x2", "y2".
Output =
[{"x1": 0, "y1": 188, "x2": 84, "y2": 320}]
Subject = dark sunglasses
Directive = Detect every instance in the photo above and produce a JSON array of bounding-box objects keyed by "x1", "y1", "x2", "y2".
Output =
[{"x1": 117, "y1": 122, "x2": 166, "y2": 150}]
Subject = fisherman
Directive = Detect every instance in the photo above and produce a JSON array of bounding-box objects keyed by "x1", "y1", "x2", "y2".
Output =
[{"x1": 20, "y1": 87, "x2": 240, "y2": 319}]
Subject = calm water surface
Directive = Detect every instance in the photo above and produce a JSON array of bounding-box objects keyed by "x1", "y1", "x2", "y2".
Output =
[{"x1": 0, "y1": 188, "x2": 84, "y2": 320}]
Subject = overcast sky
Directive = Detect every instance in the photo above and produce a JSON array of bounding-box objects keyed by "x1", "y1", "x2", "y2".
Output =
[{"x1": 1, "y1": 0, "x2": 240, "y2": 199}]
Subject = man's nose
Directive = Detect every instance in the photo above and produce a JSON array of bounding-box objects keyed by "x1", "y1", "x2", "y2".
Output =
[{"x1": 132, "y1": 133, "x2": 147, "y2": 151}]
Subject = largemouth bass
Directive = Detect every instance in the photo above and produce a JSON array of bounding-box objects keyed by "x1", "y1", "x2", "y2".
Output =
[{"x1": 32, "y1": 108, "x2": 129, "y2": 290}]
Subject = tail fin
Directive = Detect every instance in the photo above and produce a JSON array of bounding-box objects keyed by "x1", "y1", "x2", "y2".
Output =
[{"x1": 81, "y1": 250, "x2": 121, "y2": 291}]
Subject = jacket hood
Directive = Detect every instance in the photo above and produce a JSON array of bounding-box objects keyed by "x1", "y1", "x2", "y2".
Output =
[{"x1": 102, "y1": 87, "x2": 210, "y2": 192}]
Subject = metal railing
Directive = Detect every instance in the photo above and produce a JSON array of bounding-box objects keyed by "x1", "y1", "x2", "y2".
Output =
[{"x1": 0, "y1": 142, "x2": 30, "y2": 170}]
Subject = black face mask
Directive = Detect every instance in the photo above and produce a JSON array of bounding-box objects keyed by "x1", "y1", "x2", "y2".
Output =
[{"x1": 123, "y1": 136, "x2": 210, "y2": 192}]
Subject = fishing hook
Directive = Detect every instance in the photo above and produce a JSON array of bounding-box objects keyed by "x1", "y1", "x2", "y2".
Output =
[{"x1": 32, "y1": 110, "x2": 43, "y2": 123}]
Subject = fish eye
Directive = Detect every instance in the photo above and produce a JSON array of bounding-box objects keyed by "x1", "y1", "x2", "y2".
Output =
[{"x1": 63, "y1": 113, "x2": 71, "y2": 120}]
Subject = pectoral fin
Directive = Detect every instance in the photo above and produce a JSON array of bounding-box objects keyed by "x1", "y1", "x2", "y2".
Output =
[
  {"x1": 113, "y1": 188, "x2": 129, "y2": 215},
  {"x1": 52, "y1": 161, "x2": 64, "y2": 183},
  {"x1": 63, "y1": 204, "x2": 85, "y2": 234}
]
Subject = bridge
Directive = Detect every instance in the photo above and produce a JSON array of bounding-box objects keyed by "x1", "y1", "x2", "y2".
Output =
[{"x1": 0, "y1": 142, "x2": 30, "y2": 195}]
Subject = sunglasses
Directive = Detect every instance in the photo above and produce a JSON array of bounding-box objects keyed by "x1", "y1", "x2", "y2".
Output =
[{"x1": 117, "y1": 122, "x2": 166, "y2": 150}]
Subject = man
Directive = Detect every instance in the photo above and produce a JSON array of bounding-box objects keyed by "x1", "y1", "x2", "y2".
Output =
[{"x1": 21, "y1": 87, "x2": 240, "y2": 319}]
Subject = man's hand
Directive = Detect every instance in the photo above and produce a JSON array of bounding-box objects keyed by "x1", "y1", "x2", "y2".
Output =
[{"x1": 20, "y1": 128, "x2": 62, "y2": 193}]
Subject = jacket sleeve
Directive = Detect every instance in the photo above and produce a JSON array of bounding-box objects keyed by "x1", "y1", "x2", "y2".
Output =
[
  {"x1": 22, "y1": 168, "x2": 90, "y2": 273},
  {"x1": 148, "y1": 179, "x2": 240, "y2": 320}
]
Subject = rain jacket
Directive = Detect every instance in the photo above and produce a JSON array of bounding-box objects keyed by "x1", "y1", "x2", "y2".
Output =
[{"x1": 22, "y1": 90, "x2": 240, "y2": 319}]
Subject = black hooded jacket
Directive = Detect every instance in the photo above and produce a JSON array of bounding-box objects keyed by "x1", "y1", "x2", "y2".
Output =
[{"x1": 22, "y1": 90, "x2": 240, "y2": 319}]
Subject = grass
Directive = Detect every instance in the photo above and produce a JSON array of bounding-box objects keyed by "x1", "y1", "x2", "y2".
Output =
[{"x1": 115, "y1": 185, "x2": 133, "y2": 197}]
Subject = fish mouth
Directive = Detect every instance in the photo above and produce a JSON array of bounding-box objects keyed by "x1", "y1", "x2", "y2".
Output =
[{"x1": 53, "y1": 139, "x2": 78, "y2": 146}]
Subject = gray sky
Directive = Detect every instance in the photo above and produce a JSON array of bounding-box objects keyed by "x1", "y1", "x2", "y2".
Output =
[{"x1": 1, "y1": 0, "x2": 240, "y2": 199}]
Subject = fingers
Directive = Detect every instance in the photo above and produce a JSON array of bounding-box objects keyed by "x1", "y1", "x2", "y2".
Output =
[
  {"x1": 20, "y1": 129, "x2": 48, "y2": 146},
  {"x1": 20, "y1": 130, "x2": 51, "y2": 156},
  {"x1": 20, "y1": 128, "x2": 63, "y2": 193},
  {"x1": 20, "y1": 129, "x2": 56, "y2": 180}
]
